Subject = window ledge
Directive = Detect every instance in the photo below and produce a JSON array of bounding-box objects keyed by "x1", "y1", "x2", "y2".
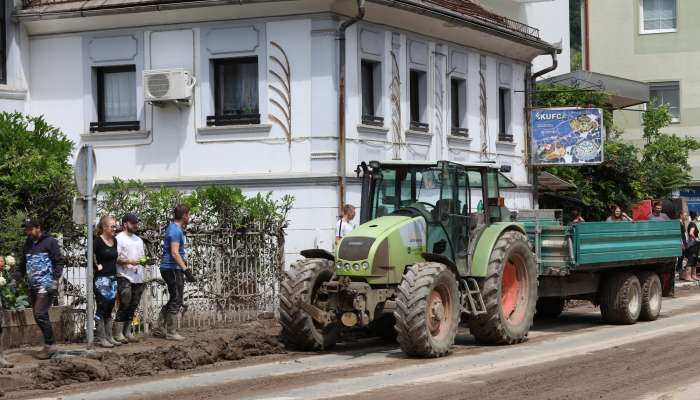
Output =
[
  {"x1": 496, "y1": 140, "x2": 517, "y2": 148},
  {"x1": 640, "y1": 29, "x2": 677, "y2": 35},
  {"x1": 447, "y1": 135, "x2": 472, "y2": 145},
  {"x1": 81, "y1": 130, "x2": 151, "y2": 145},
  {"x1": 357, "y1": 124, "x2": 389, "y2": 136},
  {"x1": 405, "y1": 129, "x2": 433, "y2": 141},
  {"x1": 0, "y1": 87, "x2": 27, "y2": 100},
  {"x1": 197, "y1": 124, "x2": 272, "y2": 142}
]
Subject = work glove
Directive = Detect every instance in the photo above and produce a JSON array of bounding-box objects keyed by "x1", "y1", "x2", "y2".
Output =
[
  {"x1": 183, "y1": 268, "x2": 197, "y2": 283},
  {"x1": 47, "y1": 280, "x2": 59, "y2": 297}
]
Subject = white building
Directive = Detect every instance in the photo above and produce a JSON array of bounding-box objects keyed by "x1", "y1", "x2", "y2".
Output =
[{"x1": 1, "y1": 0, "x2": 556, "y2": 260}]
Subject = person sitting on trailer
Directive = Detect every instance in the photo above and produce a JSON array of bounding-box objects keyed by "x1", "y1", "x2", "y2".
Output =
[
  {"x1": 648, "y1": 201, "x2": 670, "y2": 221},
  {"x1": 606, "y1": 205, "x2": 632, "y2": 222},
  {"x1": 570, "y1": 209, "x2": 585, "y2": 224}
]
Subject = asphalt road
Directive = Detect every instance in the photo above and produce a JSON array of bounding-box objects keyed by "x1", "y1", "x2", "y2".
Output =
[{"x1": 57, "y1": 293, "x2": 700, "y2": 400}]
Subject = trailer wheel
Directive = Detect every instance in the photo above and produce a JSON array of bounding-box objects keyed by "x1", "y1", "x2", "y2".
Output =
[
  {"x1": 394, "y1": 262, "x2": 460, "y2": 357},
  {"x1": 468, "y1": 231, "x2": 538, "y2": 345},
  {"x1": 535, "y1": 297, "x2": 566, "y2": 319},
  {"x1": 600, "y1": 272, "x2": 642, "y2": 325},
  {"x1": 278, "y1": 258, "x2": 339, "y2": 351},
  {"x1": 638, "y1": 271, "x2": 662, "y2": 321}
]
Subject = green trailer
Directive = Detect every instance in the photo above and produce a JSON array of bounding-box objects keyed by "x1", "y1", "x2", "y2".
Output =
[
  {"x1": 278, "y1": 161, "x2": 681, "y2": 358},
  {"x1": 523, "y1": 214, "x2": 679, "y2": 322}
]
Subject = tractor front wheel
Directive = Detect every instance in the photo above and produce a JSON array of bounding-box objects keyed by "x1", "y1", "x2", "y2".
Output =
[
  {"x1": 468, "y1": 231, "x2": 538, "y2": 345},
  {"x1": 395, "y1": 262, "x2": 460, "y2": 357},
  {"x1": 278, "y1": 258, "x2": 339, "y2": 351}
]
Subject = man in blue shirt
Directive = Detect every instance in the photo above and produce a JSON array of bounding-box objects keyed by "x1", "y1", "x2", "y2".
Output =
[{"x1": 156, "y1": 205, "x2": 195, "y2": 341}]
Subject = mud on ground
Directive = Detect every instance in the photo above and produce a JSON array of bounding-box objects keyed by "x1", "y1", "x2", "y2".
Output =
[{"x1": 0, "y1": 320, "x2": 284, "y2": 396}]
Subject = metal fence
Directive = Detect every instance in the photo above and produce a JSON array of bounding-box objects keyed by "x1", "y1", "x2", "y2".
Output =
[{"x1": 59, "y1": 228, "x2": 282, "y2": 341}]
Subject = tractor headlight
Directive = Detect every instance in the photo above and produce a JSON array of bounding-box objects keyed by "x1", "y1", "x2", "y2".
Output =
[
  {"x1": 336, "y1": 261, "x2": 343, "y2": 269},
  {"x1": 344, "y1": 263, "x2": 351, "y2": 270},
  {"x1": 352, "y1": 263, "x2": 361, "y2": 271},
  {"x1": 361, "y1": 261, "x2": 370, "y2": 270}
]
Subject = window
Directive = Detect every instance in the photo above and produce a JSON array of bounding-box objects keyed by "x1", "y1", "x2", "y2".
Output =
[
  {"x1": 498, "y1": 87, "x2": 512, "y2": 141},
  {"x1": 91, "y1": 65, "x2": 138, "y2": 133},
  {"x1": 450, "y1": 78, "x2": 467, "y2": 137},
  {"x1": 361, "y1": 60, "x2": 383, "y2": 126},
  {"x1": 641, "y1": 0, "x2": 677, "y2": 33},
  {"x1": 208, "y1": 57, "x2": 259, "y2": 127},
  {"x1": 409, "y1": 69, "x2": 428, "y2": 131},
  {"x1": 650, "y1": 81, "x2": 680, "y2": 122}
]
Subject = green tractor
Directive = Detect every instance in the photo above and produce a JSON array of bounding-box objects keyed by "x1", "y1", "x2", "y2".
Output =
[{"x1": 278, "y1": 160, "x2": 537, "y2": 357}]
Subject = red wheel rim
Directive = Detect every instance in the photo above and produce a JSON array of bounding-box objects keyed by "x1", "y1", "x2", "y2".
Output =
[
  {"x1": 427, "y1": 285, "x2": 453, "y2": 341},
  {"x1": 501, "y1": 254, "x2": 528, "y2": 324}
]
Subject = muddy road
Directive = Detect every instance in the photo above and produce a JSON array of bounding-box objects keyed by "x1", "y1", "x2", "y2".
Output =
[{"x1": 19, "y1": 291, "x2": 700, "y2": 400}]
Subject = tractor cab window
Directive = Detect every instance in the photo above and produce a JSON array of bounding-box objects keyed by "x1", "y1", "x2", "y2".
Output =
[
  {"x1": 416, "y1": 169, "x2": 441, "y2": 206},
  {"x1": 467, "y1": 170, "x2": 485, "y2": 214},
  {"x1": 375, "y1": 169, "x2": 397, "y2": 217}
]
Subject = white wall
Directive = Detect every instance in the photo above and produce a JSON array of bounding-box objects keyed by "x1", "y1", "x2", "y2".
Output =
[{"x1": 23, "y1": 11, "x2": 534, "y2": 264}]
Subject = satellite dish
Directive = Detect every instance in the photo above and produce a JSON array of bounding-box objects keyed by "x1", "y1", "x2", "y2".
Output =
[{"x1": 74, "y1": 145, "x2": 96, "y2": 197}]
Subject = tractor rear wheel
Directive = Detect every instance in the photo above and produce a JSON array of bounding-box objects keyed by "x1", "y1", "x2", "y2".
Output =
[
  {"x1": 278, "y1": 258, "x2": 339, "y2": 350},
  {"x1": 638, "y1": 271, "x2": 662, "y2": 321},
  {"x1": 468, "y1": 231, "x2": 538, "y2": 345},
  {"x1": 394, "y1": 262, "x2": 460, "y2": 358}
]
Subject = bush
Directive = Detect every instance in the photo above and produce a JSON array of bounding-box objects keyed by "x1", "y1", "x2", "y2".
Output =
[{"x1": 0, "y1": 112, "x2": 75, "y2": 309}]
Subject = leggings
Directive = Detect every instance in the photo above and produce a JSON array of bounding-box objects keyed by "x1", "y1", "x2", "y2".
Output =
[{"x1": 94, "y1": 276, "x2": 118, "y2": 321}]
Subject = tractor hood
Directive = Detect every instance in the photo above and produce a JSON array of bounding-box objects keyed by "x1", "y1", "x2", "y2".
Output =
[{"x1": 336, "y1": 215, "x2": 427, "y2": 284}]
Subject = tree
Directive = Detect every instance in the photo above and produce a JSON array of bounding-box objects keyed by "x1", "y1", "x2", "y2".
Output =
[
  {"x1": 0, "y1": 112, "x2": 76, "y2": 256},
  {"x1": 535, "y1": 83, "x2": 698, "y2": 221}
]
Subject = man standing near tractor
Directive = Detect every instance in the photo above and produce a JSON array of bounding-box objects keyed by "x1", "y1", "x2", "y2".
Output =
[{"x1": 114, "y1": 213, "x2": 147, "y2": 343}]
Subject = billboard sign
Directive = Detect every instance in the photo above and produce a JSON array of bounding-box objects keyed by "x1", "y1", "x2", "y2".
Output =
[{"x1": 531, "y1": 107, "x2": 604, "y2": 165}]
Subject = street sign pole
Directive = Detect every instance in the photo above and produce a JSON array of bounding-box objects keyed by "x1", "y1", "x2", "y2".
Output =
[{"x1": 85, "y1": 144, "x2": 95, "y2": 346}]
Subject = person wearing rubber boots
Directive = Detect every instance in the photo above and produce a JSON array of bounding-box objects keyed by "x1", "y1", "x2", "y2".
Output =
[
  {"x1": 155, "y1": 205, "x2": 196, "y2": 341},
  {"x1": 13, "y1": 219, "x2": 64, "y2": 360},
  {"x1": 0, "y1": 256, "x2": 14, "y2": 368},
  {"x1": 114, "y1": 213, "x2": 147, "y2": 344}
]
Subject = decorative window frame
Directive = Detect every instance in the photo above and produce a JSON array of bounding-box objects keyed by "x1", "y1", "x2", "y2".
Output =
[
  {"x1": 448, "y1": 48, "x2": 469, "y2": 138},
  {"x1": 357, "y1": 26, "x2": 387, "y2": 129},
  {"x1": 406, "y1": 37, "x2": 430, "y2": 134},
  {"x1": 82, "y1": 32, "x2": 146, "y2": 137},
  {"x1": 197, "y1": 22, "x2": 269, "y2": 138}
]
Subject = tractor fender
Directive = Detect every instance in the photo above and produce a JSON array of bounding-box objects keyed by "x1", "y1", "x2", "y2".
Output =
[
  {"x1": 469, "y1": 223, "x2": 526, "y2": 278},
  {"x1": 300, "y1": 249, "x2": 335, "y2": 261},
  {"x1": 421, "y1": 252, "x2": 460, "y2": 277}
]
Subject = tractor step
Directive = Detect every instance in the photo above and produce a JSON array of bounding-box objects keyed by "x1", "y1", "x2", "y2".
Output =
[{"x1": 459, "y1": 278, "x2": 487, "y2": 316}]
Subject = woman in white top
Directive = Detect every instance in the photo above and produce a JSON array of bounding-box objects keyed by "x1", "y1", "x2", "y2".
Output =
[{"x1": 336, "y1": 204, "x2": 356, "y2": 244}]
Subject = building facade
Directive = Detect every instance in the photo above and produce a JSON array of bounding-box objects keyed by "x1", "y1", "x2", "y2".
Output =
[
  {"x1": 0, "y1": 0, "x2": 555, "y2": 260},
  {"x1": 585, "y1": 0, "x2": 700, "y2": 207}
]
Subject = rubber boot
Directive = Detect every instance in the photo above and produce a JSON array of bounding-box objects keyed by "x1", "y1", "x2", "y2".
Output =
[
  {"x1": 113, "y1": 322, "x2": 129, "y2": 344},
  {"x1": 680, "y1": 268, "x2": 694, "y2": 281},
  {"x1": 0, "y1": 347, "x2": 13, "y2": 368},
  {"x1": 35, "y1": 345, "x2": 58, "y2": 360},
  {"x1": 95, "y1": 319, "x2": 114, "y2": 348},
  {"x1": 104, "y1": 319, "x2": 121, "y2": 346},
  {"x1": 165, "y1": 313, "x2": 185, "y2": 341},
  {"x1": 124, "y1": 323, "x2": 139, "y2": 343},
  {"x1": 152, "y1": 310, "x2": 166, "y2": 338}
]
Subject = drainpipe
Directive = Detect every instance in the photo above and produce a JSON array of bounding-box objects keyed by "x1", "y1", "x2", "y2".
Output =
[
  {"x1": 337, "y1": 0, "x2": 366, "y2": 215},
  {"x1": 528, "y1": 50, "x2": 559, "y2": 209},
  {"x1": 583, "y1": 0, "x2": 590, "y2": 71}
]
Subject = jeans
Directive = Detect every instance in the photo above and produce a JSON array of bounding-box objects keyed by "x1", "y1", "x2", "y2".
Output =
[
  {"x1": 94, "y1": 276, "x2": 118, "y2": 322},
  {"x1": 160, "y1": 269, "x2": 184, "y2": 315},
  {"x1": 115, "y1": 278, "x2": 145, "y2": 323},
  {"x1": 28, "y1": 288, "x2": 55, "y2": 346}
]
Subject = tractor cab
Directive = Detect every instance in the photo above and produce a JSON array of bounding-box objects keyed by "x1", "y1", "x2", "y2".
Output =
[{"x1": 355, "y1": 160, "x2": 516, "y2": 274}]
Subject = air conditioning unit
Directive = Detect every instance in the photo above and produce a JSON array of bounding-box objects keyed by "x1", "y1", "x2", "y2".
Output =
[{"x1": 143, "y1": 69, "x2": 196, "y2": 103}]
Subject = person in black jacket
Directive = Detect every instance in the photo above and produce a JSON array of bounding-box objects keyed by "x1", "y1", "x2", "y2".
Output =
[{"x1": 13, "y1": 219, "x2": 64, "y2": 360}]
